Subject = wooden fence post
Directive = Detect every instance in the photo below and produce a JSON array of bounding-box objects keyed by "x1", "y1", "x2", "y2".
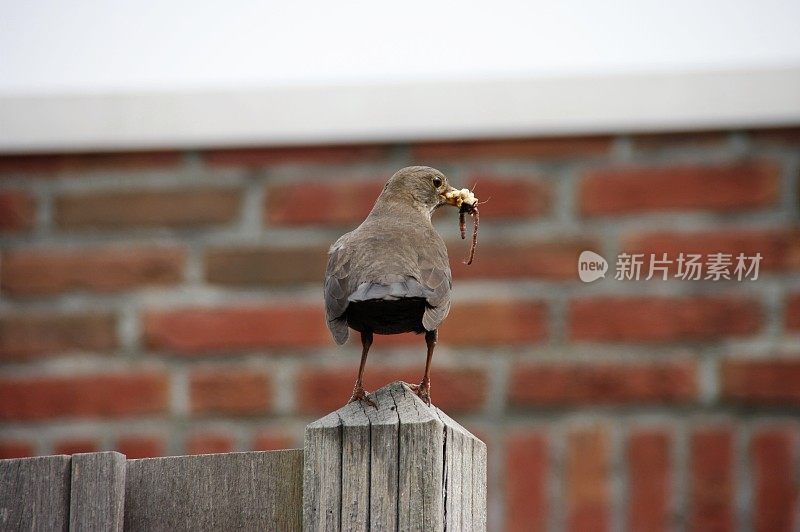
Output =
[
  {"x1": 303, "y1": 380, "x2": 487, "y2": 531},
  {"x1": 70, "y1": 451, "x2": 126, "y2": 532}
]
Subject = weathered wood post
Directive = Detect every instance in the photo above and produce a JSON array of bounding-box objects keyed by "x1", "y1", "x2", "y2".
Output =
[
  {"x1": 303, "y1": 380, "x2": 487, "y2": 531},
  {"x1": 70, "y1": 451, "x2": 126, "y2": 531}
]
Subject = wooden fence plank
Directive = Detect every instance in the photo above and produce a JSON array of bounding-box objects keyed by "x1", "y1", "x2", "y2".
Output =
[
  {"x1": 69, "y1": 451, "x2": 126, "y2": 532},
  {"x1": 303, "y1": 380, "x2": 487, "y2": 531},
  {"x1": 394, "y1": 385, "x2": 443, "y2": 532},
  {"x1": 437, "y1": 408, "x2": 487, "y2": 530},
  {"x1": 304, "y1": 412, "x2": 343, "y2": 531},
  {"x1": 340, "y1": 401, "x2": 370, "y2": 531},
  {"x1": 0, "y1": 455, "x2": 71, "y2": 531},
  {"x1": 124, "y1": 449, "x2": 303, "y2": 531},
  {"x1": 367, "y1": 385, "x2": 401, "y2": 531}
]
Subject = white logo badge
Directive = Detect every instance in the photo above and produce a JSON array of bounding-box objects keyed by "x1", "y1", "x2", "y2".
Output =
[{"x1": 578, "y1": 251, "x2": 608, "y2": 283}]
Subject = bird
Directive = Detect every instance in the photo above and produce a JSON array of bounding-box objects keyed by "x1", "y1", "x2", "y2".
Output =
[{"x1": 324, "y1": 166, "x2": 471, "y2": 406}]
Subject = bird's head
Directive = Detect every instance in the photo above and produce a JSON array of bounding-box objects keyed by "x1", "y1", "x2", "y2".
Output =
[{"x1": 381, "y1": 166, "x2": 464, "y2": 216}]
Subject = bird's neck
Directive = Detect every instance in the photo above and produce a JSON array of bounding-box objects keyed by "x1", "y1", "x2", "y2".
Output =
[{"x1": 368, "y1": 191, "x2": 433, "y2": 223}]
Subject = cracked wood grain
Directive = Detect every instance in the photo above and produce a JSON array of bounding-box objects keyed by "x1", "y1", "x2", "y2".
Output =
[{"x1": 303, "y1": 381, "x2": 486, "y2": 531}]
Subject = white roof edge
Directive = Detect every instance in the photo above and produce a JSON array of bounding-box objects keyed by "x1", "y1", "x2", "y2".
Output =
[{"x1": 1, "y1": 66, "x2": 799, "y2": 154}]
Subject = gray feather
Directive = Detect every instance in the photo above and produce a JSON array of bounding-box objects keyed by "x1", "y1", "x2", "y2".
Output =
[
  {"x1": 324, "y1": 240, "x2": 351, "y2": 344},
  {"x1": 349, "y1": 279, "x2": 432, "y2": 302}
]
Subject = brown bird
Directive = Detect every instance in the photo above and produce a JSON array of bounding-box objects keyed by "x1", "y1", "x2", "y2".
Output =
[{"x1": 324, "y1": 166, "x2": 471, "y2": 406}]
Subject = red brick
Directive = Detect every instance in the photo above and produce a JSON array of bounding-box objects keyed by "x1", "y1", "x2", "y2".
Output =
[
  {"x1": 145, "y1": 299, "x2": 544, "y2": 354},
  {"x1": 0, "y1": 312, "x2": 117, "y2": 360},
  {"x1": 265, "y1": 176, "x2": 549, "y2": 226},
  {"x1": 326, "y1": 299, "x2": 545, "y2": 349},
  {"x1": 204, "y1": 246, "x2": 327, "y2": 286},
  {"x1": 0, "y1": 440, "x2": 35, "y2": 459},
  {"x1": 412, "y1": 135, "x2": 612, "y2": 160},
  {"x1": 750, "y1": 427, "x2": 798, "y2": 532},
  {"x1": 439, "y1": 299, "x2": 546, "y2": 346},
  {"x1": 568, "y1": 296, "x2": 761, "y2": 343},
  {"x1": 630, "y1": 131, "x2": 729, "y2": 151},
  {"x1": 580, "y1": 162, "x2": 780, "y2": 215},
  {"x1": 509, "y1": 360, "x2": 697, "y2": 407},
  {"x1": 252, "y1": 430, "x2": 296, "y2": 451},
  {"x1": 1, "y1": 245, "x2": 185, "y2": 296},
  {"x1": 448, "y1": 238, "x2": 593, "y2": 281},
  {"x1": 0, "y1": 151, "x2": 181, "y2": 176},
  {"x1": 297, "y1": 366, "x2": 487, "y2": 414},
  {"x1": 457, "y1": 177, "x2": 549, "y2": 220},
  {"x1": 54, "y1": 187, "x2": 241, "y2": 230},
  {"x1": 750, "y1": 127, "x2": 800, "y2": 147},
  {"x1": 375, "y1": 299, "x2": 546, "y2": 347},
  {"x1": 53, "y1": 438, "x2": 99, "y2": 455},
  {"x1": 566, "y1": 426, "x2": 610, "y2": 532},
  {"x1": 143, "y1": 304, "x2": 330, "y2": 354},
  {"x1": 448, "y1": 239, "x2": 588, "y2": 281},
  {"x1": 0, "y1": 191, "x2": 35, "y2": 232},
  {"x1": 786, "y1": 294, "x2": 800, "y2": 331},
  {"x1": 190, "y1": 368, "x2": 271, "y2": 416},
  {"x1": 204, "y1": 144, "x2": 390, "y2": 167},
  {"x1": 117, "y1": 435, "x2": 165, "y2": 459},
  {"x1": 505, "y1": 431, "x2": 548, "y2": 532},
  {"x1": 0, "y1": 371, "x2": 169, "y2": 420},
  {"x1": 625, "y1": 229, "x2": 800, "y2": 273},
  {"x1": 689, "y1": 428, "x2": 734, "y2": 532},
  {"x1": 721, "y1": 358, "x2": 800, "y2": 406},
  {"x1": 186, "y1": 433, "x2": 234, "y2": 455},
  {"x1": 627, "y1": 430, "x2": 671, "y2": 532},
  {"x1": 265, "y1": 180, "x2": 382, "y2": 226}
]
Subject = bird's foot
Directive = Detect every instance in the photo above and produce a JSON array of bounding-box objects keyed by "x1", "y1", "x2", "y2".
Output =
[
  {"x1": 348, "y1": 383, "x2": 377, "y2": 408},
  {"x1": 408, "y1": 379, "x2": 432, "y2": 406}
]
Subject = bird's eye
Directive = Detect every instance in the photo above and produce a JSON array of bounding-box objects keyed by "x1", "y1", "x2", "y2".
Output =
[{"x1": 432, "y1": 177, "x2": 442, "y2": 188}]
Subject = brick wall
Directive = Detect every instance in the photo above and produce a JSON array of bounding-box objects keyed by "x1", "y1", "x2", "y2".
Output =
[{"x1": 1, "y1": 129, "x2": 799, "y2": 531}]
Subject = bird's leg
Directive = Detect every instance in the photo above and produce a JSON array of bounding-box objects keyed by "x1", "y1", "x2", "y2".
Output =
[
  {"x1": 348, "y1": 330, "x2": 377, "y2": 408},
  {"x1": 410, "y1": 329, "x2": 437, "y2": 406}
]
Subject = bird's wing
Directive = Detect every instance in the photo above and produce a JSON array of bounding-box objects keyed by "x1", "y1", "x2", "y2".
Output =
[
  {"x1": 419, "y1": 236, "x2": 452, "y2": 331},
  {"x1": 324, "y1": 238, "x2": 352, "y2": 345}
]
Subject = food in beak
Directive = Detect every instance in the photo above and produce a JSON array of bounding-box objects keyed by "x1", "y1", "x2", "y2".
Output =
[{"x1": 444, "y1": 188, "x2": 478, "y2": 209}]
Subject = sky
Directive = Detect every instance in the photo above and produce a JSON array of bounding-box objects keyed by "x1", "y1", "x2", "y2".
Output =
[{"x1": 2, "y1": 0, "x2": 800, "y2": 96}]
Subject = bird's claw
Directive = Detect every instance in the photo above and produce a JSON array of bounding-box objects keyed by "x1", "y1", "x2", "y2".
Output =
[
  {"x1": 408, "y1": 380, "x2": 432, "y2": 406},
  {"x1": 348, "y1": 384, "x2": 377, "y2": 408}
]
